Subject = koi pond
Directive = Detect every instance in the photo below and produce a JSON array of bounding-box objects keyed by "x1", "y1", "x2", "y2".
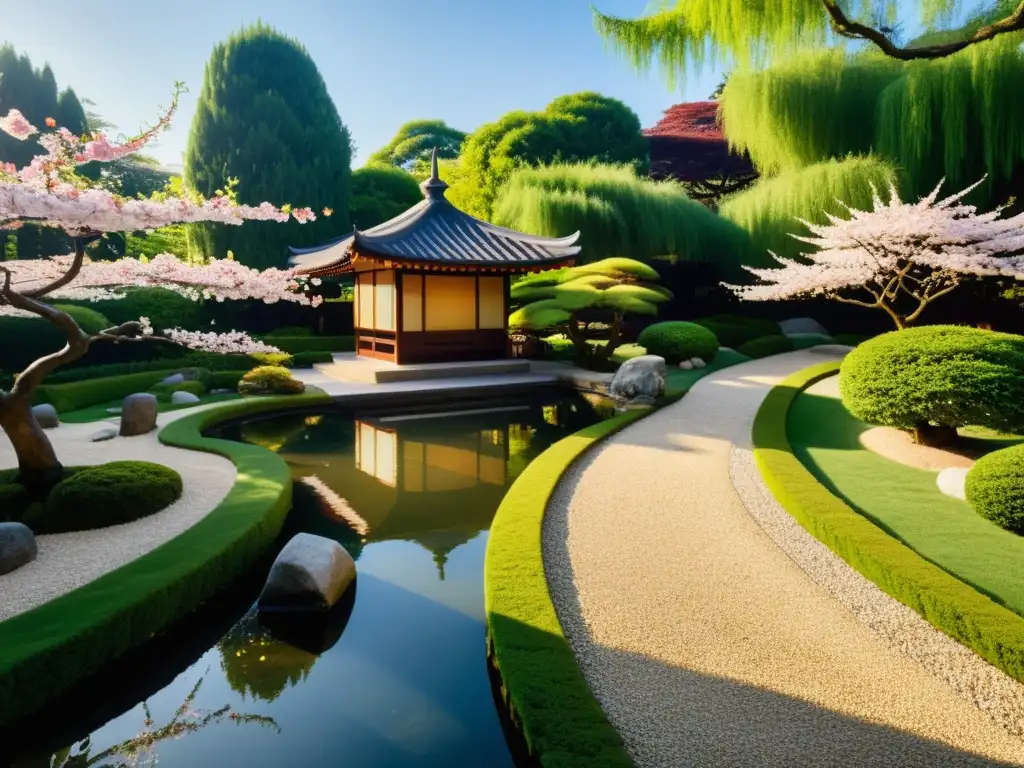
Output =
[{"x1": 6, "y1": 390, "x2": 612, "y2": 768}]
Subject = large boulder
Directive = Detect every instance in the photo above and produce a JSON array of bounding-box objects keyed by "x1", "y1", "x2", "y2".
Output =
[
  {"x1": 609, "y1": 355, "x2": 666, "y2": 403},
  {"x1": 258, "y1": 533, "x2": 356, "y2": 614},
  {"x1": 31, "y1": 404, "x2": 60, "y2": 430},
  {"x1": 171, "y1": 391, "x2": 201, "y2": 405},
  {"x1": 0, "y1": 522, "x2": 37, "y2": 576},
  {"x1": 779, "y1": 317, "x2": 829, "y2": 336},
  {"x1": 119, "y1": 393, "x2": 158, "y2": 437}
]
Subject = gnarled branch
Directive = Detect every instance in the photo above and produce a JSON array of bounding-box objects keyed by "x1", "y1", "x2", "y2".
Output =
[{"x1": 822, "y1": 0, "x2": 1024, "y2": 60}]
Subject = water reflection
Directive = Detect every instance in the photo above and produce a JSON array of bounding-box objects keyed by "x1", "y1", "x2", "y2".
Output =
[{"x1": 6, "y1": 394, "x2": 610, "y2": 768}]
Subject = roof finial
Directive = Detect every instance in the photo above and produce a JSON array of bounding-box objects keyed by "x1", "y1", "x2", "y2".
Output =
[{"x1": 420, "y1": 146, "x2": 448, "y2": 200}]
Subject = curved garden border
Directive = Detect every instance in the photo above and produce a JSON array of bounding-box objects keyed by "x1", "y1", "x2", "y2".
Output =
[
  {"x1": 0, "y1": 389, "x2": 330, "y2": 726},
  {"x1": 754, "y1": 362, "x2": 1024, "y2": 685}
]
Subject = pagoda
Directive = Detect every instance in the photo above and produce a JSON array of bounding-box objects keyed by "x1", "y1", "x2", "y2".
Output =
[{"x1": 288, "y1": 149, "x2": 580, "y2": 365}]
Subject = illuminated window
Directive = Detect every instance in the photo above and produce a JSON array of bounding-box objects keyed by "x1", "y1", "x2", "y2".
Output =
[
  {"x1": 374, "y1": 270, "x2": 396, "y2": 331},
  {"x1": 357, "y1": 273, "x2": 373, "y2": 329},
  {"x1": 425, "y1": 275, "x2": 476, "y2": 331},
  {"x1": 478, "y1": 276, "x2": 505, "y2": 330},
  {"x1": 403, "y1": 273, "x2": 423, "y2": 332}
]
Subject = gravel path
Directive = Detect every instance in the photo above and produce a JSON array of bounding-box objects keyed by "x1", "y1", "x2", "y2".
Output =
[
  {"x1": 544, "y1": 349, "x2": 1024, "y2": 767},
  {"x1": 0, "y1": 404, "x2": 236, "y2": 621}
]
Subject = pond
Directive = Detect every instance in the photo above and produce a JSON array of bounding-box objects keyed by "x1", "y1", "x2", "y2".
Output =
[{"x1": 5, "y1": 390, "x2": 613, "y2": 768}]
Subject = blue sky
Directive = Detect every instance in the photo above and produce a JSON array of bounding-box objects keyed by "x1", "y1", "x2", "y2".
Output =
[{"x1": 1, "y1": 0, "x2": 723, "y2": 170}]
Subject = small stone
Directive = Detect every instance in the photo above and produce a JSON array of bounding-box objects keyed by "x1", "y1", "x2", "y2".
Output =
[
  {"x1": 258, "y1": 533, "x2": 356, "y2": 613},
  {"x1": 937, "y1": 466, "x2": 971, "y2": 501},
  {"x1": 106, "y1": 407, "x2": 122, "y2": 415},
  {"x1": 31, "y1": 404, "x2": 60, "y2": 429},
  {"x1": 171, "y1": 391, "x2": 201, "y2": 405},
  {"x1": 690, "y1": 357, "x2": 707, "y2": 369},
  {"x1": 90, "y1": 427, "x2": 117, "y2": 442},
  {"x1": 678, "y1": 360, "x2": 694, "y2": 370},
  {"x1": 0, "y1": 522, "x2": 37, "y2": 576},
  {"x1": 160, "y1": 373, "x2": 186, "y2": 385},
  {"x1": 119, "y1": 393, "x2": 158, "y2": 437},
  {"x1": 210, "y1": 388, "x2": 233, "y2": 395}
]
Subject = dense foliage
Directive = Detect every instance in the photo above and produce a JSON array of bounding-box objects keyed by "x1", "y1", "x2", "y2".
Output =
[
  {"x1": 692, "y1": 314, "x2": 781, "y2": 348},
  {"x1": 636, "y1": 321, "x2": 719, "y2": 363},
  {"x1": 719, "y1": 155, "x2": 903, "y2": 266},
  {"x1": 455, "y1": 92, "x2": 649, "y2": 219},
  {"x1": 966, "y1": 444, "x2": 1024, "y2": 534},
  {"x1": 493, "y1": 163, "x2": 750, "y2": 273},
  {"x1": 736, "y1": 334, "x2": 796, "y2": 359},
  {"x1": 350, "y1": 166, "x2": 422, "y2": 229},
  {"x1": 510, "y1": 258, "x2": 671, "y2": 369},
  {"x1": 239, "y1": 365, "x2": 306, "y2": 395},
  {"x1": 839, "y1": 326, "x2": 1024, "y2": 444},
  {"x1": 0, "y1": 304, "x2": 113, "y2": 370},
  {"x1": 185, "y1": 23, "x2": 353, "y2": 267},
  {"x1": 367, "y1": 119, "x2": 466, "y2": 178}
]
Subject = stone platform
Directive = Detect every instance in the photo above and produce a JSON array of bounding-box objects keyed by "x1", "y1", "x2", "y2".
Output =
[{"x1": 313, "y1": 353, "x2": 532, "y2": 384}]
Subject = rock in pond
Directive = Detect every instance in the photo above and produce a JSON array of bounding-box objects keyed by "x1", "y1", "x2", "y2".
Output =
[
  {"x1": 119, "y1": 393, "x2": 158, "y2": 437},
  {"x1": 610, "y1": 355, "x2": 666, "y2": 403},
  {"x1": 31, "y1": 404, "x2": 60, "y2": 429},
  {"x1": 0, "y1": 523, "x2": 37, "y2": 576},
  {"x1": 937, "y1": 466, "x2": 971, "y2": 501},
  {"x1": 779, "y1": 317, "x2": 829, "y2": 336},
  {"x1": 258, "y1": 533, "x2": 356, "y2": 614},
  {"x1": 90, "y1": 427, "x2": 118, "y2": 443},
  {"x1": 171, "y1": 391, "x2": 201, "y2": 405},
  {"x1": 160, "y1": 373, "x2": 186, "y2": 385}
]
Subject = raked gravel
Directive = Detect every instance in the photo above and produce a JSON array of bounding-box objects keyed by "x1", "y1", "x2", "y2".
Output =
[
  {"x1": 543, "y1": 348, "x2": 1024, "y2": 767},
  {"x1": 0, "y1": 403, "x2": 236, "y2": 621}
]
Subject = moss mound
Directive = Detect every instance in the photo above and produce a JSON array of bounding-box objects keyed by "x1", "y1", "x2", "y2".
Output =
[
  {"x1": 966, "y1": 444, "x2": 1024, "y2": 534},
  {"x1": 19, "y1": 461, "x2": 183, "y2": 534},
  {"x1": 637, "y1": 321, "x2": 718, "y2": 364},
  {"x1": 737, "y1": 334, "x2": 795, "y2": 359},
  {"x1": 239, "y1": 365, "x2": 306, "y2": 396},
  {"x1": 839, "y1": 326, "x2": 1024, "y2": 436}
]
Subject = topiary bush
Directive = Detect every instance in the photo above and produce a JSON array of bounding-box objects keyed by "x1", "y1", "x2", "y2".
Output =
[
  {"x1": 238, "y1": 366, "x2": 306, "y2": 396},
  {"x1": 736, "y1": 334, "x2": 795, "y2": 359},
  {"x1": 839, "y1": 326, "x2": 1024, "y2": 446},
  {"x1": 637, "y1": 321, "x2": 719, "y2": 364},
  {"x1": 263, "y1": 326, "x2": 311, "y2": 337},
  {"x1": 290, "y1": 350, "x2": 333, "y2": 368},
  {"x1": 28, "y1": 461, "x2": 183, "y2": 534},
  {"x1": 966, "y1": 445, "x2": 1024, "y2": 534},
  {"x1": 693, "y1": 314, "x2": 781, "y2": 348}
]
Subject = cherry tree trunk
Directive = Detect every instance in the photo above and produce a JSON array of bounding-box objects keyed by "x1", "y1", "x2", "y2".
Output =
[{"x1": 0, "y1": 394, "x2": 64, "y2": 489}]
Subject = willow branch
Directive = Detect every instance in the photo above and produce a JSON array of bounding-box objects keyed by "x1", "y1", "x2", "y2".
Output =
[{"x1": 822, "y1": 0, "x2": 1024, "y2": 60}]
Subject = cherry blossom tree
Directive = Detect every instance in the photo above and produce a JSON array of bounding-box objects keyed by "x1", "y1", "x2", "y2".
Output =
[
  {"x1": 0, "y1": 86, "x2": 330, "y2": 487},
  {"x1": 725, "y1": 178, "x2": 1024, "y2": 329}
]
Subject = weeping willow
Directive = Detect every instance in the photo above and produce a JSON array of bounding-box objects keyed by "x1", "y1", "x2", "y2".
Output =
[
  {"x1": 720, "y1": 40, "x2": 1024, "y2": 207},
  {"x1": 593, "y1": 0, "x2": 973, "y2": 83},
  {"x1": 719, "y1": 155, "x2": 904, "y2": 267},
  {"x1": 493, "y1": 163, "x2": 751, "y2": 276}
]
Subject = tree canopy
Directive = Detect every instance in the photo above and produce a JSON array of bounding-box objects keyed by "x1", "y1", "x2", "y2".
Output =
[
  {"x1": 453, "y1": 91, "x2": 649, "y2": 220},
  {"x1": 593, "y1": 0, "x2": 1024, "y2": 74},
  {"x1": 367, "y1": 119, "x2": 466, "y2": 179},
  {"x1": 185, "y1": 22, "x2": 353, "y2": 268},
  {"x1": 493, "y1": 163, "x2": 750, "y2": 276},
  {"x1": 350, "y1": 165, "x2": 422, "y2": 229}
]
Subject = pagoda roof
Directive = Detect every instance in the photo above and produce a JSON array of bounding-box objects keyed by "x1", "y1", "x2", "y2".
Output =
[{"x1": 289, "y1": 148, "x2": 581, "y2": 275}]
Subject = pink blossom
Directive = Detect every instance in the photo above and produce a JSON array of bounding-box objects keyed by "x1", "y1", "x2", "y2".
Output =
[
  {"x1": 164, "y1": 328, "x2": 284, "y2": 356},
  {"x1": 0, "y1": 109, "x2": 37, "y2": 140}
]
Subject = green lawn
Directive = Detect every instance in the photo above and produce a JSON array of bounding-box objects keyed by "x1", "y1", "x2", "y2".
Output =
[
  {"x1": 59, "y1": 392, "x2": 241, "y2": 424},
  {"x1": 788, "y1": 378, "x2": 1024, "y2": 617}
]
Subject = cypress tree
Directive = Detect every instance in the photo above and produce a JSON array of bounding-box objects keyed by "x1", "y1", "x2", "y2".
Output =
[{"x1": 185, "y1": 23, "x2": 353, "y2": 269}]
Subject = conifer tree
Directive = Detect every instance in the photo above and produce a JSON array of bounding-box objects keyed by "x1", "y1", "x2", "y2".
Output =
[{"x1": 185, "y1": 23, "x2": 352, "y2": 268}]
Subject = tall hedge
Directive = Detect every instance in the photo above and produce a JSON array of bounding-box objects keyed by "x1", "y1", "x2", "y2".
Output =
[
  {"x1": 185, "y1": 23, "x2": 353, "y2": 269},
  {"x1": 350, "y1": 166, "x2": 422, "y2": 229}
]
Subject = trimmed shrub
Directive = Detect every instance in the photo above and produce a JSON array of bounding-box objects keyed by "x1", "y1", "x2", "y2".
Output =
[
  {"x1": 238, "y1": 366, "x2": 306, "y2": 396},
  {"x1": 966, "y1": 445, "x2": 1024, "y2": 534},
  {"x1": 693, "y1": 314, "x2": 781, "y2": 348},
  {"x1": 30, "y1": 461, "x2": 183, "y2": 534},
  {"x1": 737, "y1": 335, "x2": 795, "y2": 359},
  {"x1": 67, "y1": 287, "x2": 205, "y2": 334},
  {"x1": 786, "y1": 332, "x2": 835, "y2": 350},
  {"x1": 637, "y1": 321, "x2": 719, "y2": 364},
  {"x1": 839, "y1": 326, "x2": 1024, "y2": 441},
  {"x1": 0, "y1": 482, "x2": 29, "y2": 522},
  {"x1": 210, "y1": 371, "x2": 246, "y2": 390},
  {"x1": 33, "y1": 371, "x2": 173, "y2": 413},
  {"x1": 0, "y1": 305, "x2": 112, "y2": 371},
  {"x1": 290, "y1": 350, "x2": 333, "y2": 368},
  {"x1": 258, "y1": 336, "x2": 354, "y2": 353}
]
